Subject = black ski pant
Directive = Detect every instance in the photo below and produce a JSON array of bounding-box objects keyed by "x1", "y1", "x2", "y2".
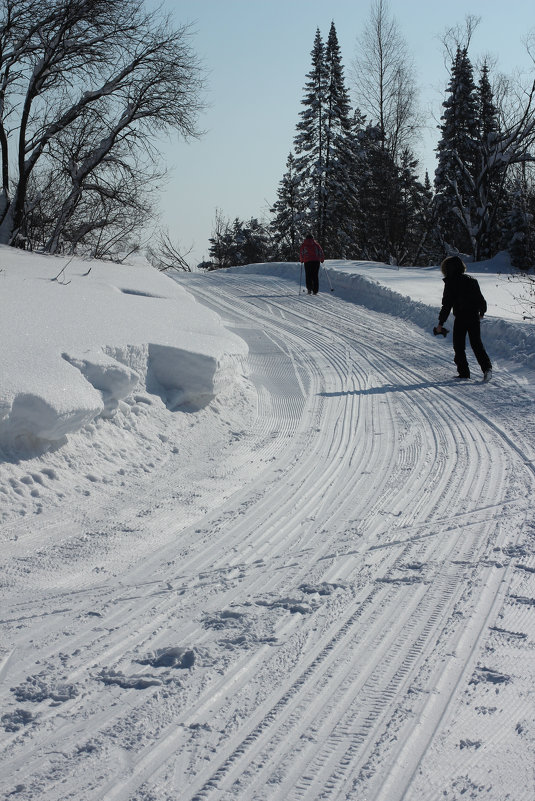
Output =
[
  {"x1": 304, "y1": 261, "x2": 320, "y2": 294},
  {"x1": 452, "y1": 314, "x2": 492, "y2": 377}
]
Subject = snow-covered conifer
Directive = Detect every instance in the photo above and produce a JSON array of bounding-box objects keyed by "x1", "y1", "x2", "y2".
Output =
[
  {"x1": 293, "y1": 28, "x2": 329, "y2": 239},
  {"x1": 434, "y1": 46, "x2": 480, "y2": 254},
  {"x1": 270, "y1": 153, "x2": 304, "y2": 260},
  {"x1": 322, "y1": 22, "x2": 359, "y2": 255}
]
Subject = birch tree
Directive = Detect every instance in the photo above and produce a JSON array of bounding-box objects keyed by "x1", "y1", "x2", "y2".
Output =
[{"x1": 351, "y1": 0, "x2": 419, "y2": 164}]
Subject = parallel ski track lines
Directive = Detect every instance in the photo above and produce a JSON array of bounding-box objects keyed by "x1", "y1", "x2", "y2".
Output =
[
  {"x1": 2, "y1": 276, "x2": 367, "y2": 797},
  {"x1": 169, "y1": 275, "x2": 532, "y2": 801},
  {"x1": 182, "y1": 529, "x2": 491, "y2": 801},
  {"x1": 395, "y1": 567, "x2": 529, "y2": 801},
  {"x1": 188, "y1": 517, "x2": 504, "y2": 800},
  {"x1": 91, "y1": 276, "x2": 414, "y2": 792},
  {"x1": 2, "y1": 273, "x2": 532, "y2": 801}
]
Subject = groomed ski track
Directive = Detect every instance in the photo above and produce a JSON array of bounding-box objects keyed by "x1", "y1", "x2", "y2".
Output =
[{"x1": 2, "y1": 271, "x2": 535, "y2": 801}]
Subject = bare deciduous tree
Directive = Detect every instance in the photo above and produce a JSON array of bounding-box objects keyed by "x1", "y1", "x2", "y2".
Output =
[
  {"x1": 440, "y1": 14, "x2": 481, "y2": 67},
  {"x1": 0, "y1": 0, "x2": 205, "y2": 251},
  {"x1": 351, "y1": 0, "x2": 420, "y2": 163}
]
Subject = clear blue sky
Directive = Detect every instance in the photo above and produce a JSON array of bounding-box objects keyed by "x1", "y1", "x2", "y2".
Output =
[{"x1": 156, "y1": 0, "x2": 534, "y2": 265}]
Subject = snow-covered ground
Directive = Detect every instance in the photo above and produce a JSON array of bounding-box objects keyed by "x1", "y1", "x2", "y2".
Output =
[{"x1": 1, "y1": 247, "x2": 534, "y2": 801}]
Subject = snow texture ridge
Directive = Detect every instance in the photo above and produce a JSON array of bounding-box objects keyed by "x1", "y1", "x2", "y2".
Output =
[{"x1": 0, "y1": 247, "x2": 247, "y2": 456}]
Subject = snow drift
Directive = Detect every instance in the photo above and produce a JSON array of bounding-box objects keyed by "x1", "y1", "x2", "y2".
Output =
[{"x1": 0, "y1": 247, "x2": 247, "y2": 456}]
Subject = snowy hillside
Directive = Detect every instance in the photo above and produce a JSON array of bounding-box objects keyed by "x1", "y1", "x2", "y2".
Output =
[{"x1": 1, "y1": 249, "x2": 534, "y2": 801}]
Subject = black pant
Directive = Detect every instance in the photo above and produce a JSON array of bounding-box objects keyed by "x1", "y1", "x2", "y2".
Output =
[
  {"x1": 304, "y1": 261, "x2": 320, "y2": 293},
  {"x1": 453, "y1": 315, "x2": 492, "y2": 377}
]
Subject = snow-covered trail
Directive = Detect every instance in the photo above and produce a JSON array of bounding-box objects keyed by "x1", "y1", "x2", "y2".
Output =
[{"x1": 2, "y1": 273, "x2": 535, "y2": 801}]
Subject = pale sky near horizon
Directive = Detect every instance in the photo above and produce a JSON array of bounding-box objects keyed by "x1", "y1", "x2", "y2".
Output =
[{"x1": 155, "y1": 1, "x2": 535, "y2": 266}]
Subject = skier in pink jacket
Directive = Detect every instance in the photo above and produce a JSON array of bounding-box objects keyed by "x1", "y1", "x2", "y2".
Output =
[{"x1": 299, "y1": 233, "x2": 324, "y2": 294}]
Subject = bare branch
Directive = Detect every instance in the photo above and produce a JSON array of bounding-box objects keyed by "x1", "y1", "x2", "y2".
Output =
[
  {"x1": 351, "y1": 0, "x2": 420, "y2": 162},
  {"x1": 146, "y1": 229, "x2": 193, "y2": 272},
  {"x1": 441, "y1": 15, "x2": 481, "y2": 66},
  {"x1": 0, "y1": 0, "x2": 205, "y2": 250}
]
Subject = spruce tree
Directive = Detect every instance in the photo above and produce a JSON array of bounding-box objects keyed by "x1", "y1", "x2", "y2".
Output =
[
  {"x1": 291, "y1": 23, "x2": 360, "y2": 257},
  {"x1": 270, "y1": 153, "x2": 303, "y2": 260},
  {"x1": 436, "y1": 52, "x2": 517, "y2": 261},
  {"x1": 321, "y1": 22, "x2": 356, "y2": 255},
  {"x1": 274, "y1": 20, "x2": 429, "y2": 262},
  {"x1": 475, "y1": 62, "x2": 502, "y2": 259},
  {"x1": 503, "y1": 175, "x2": 535, "y2": 269},
  {"x1": 293, "y1": 28, "x2": 328, "y2": 239},
  {"x1": 434, "y1": 47, "x2": 480, "y2": 254},
  {"x1": 478, "y1": 62, "x2": 499, "y2": 143}
]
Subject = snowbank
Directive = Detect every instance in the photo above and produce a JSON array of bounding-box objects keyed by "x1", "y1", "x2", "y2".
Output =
[
  {"x1": 230, "y1": 259, "x2": 535, "y2": 370},
  {"x1": 1, "y1": 249, "x2": 532, "y2": 460},
  {"x1": 0, "y1": 247, "x2": 247, "y2": 456}
]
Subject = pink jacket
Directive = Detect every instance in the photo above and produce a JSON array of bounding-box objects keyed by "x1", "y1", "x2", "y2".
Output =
[{"x1": 300, "y1": 238, "x2": 324, "y2": 263}]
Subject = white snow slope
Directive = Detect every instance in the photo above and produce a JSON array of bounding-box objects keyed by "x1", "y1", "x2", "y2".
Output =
[{"x1": 1, "y1": 248, "x2": 535, "y2": 801}]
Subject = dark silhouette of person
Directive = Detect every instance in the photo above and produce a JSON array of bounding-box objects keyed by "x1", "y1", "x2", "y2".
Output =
[
  {"x1": 435, "y1": 255, "x2": 492, "y2": 381},
  {"x1": 299, "y1": 233, "x2": 324, "y2": 295}
]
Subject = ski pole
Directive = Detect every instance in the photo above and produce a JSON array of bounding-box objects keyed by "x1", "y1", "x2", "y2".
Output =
[
  {"x1": 299, "y1": 263, "x2": 303, "y2": 294},
  {"x1": 322, "y1": 263, "x2": 334, "y2": 292}
]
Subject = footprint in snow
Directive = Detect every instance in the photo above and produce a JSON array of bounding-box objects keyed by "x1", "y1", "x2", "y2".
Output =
[
  {"x1": 298, "y1": 581, "x2": 346, "y2": 596},
  {"x1": 202, "y1": 609, "x2": 247, "y2": 630},
  {"x1": 1, "y1": 708, "x2": 38, "y2": 731},
  {"x1": 218, "y1": 633, "x2": 278, "y2": 651},
  {"x1": 256, "y1": 595, "x2": 319, "y2": 614},
  {"x1": 459, "y1": 738, "x2": 482, "y2": 750},
  {"x1": 96, "y1": 669, "x2": 163, "y2": 690},
  {"x1": 11, "y1": 674, "x2": 78, "y2": 705},
  {"x1": 137, "y1": 646, "x2": 196, "y2": 669},
  {"x1": 97, "y1": 646, "x2": 200, "y2": 690},
  {"x1": 469, "y1": 666, "x2": 511, "y2": 686},
  {"x1": 376, "y1": 574, "x2": 423, "y2": 585}
]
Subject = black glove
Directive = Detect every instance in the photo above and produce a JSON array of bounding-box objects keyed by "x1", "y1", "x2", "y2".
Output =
[{"x1": 433, "y1": 326, "x2": 449, "y2": 337}]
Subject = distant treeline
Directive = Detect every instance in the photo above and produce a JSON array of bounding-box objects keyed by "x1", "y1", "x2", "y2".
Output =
[{"x1": 206, "y1": 8, "x2": 535, "y2": 271}]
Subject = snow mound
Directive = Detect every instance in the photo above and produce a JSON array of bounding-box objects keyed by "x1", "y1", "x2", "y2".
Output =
[{"x1": 0, "y1": 248, "x2": 247, "y2": 457}]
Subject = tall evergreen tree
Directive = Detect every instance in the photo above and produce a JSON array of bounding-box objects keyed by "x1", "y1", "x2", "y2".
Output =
[
  {"x1": 478, "y1": 62, "x2": 499, "y2": 143},
  {"x1": 503, "y1": 173, "x2": 535, "y2": 269},
  {"x1": 392, "y1": 149, "x2": 432, "y2": 264},
  {"x1": 410, "y1": 171, "x2": 442, "y2": 265},
  {"x1": 351, "y1": 122, "x2": 392, "y2": 261},
  {"x1": 321, "y1": 22, "x2": 356, "y2": 254},
  {"x1": 270, "y1": 153, "x2": 303, "y2": 260},
  {"x1": 434, "y1": 46, "x2": 480, "y2": 254},
  {"x1": 434, "y1": 47, "x2": 534, "y2": 261},
  {"x1": 475, "y1": 61, "x2": 502, "y2": 258},
  {"x1": 290, "y1": 23, "x2": 360, "y2": 256},
  {"x1": 293, "y1": 28, "x2": 328, "y2": 239},
  {"x1": 274, "y1": 20, "x2": 434, "y2": 264}
]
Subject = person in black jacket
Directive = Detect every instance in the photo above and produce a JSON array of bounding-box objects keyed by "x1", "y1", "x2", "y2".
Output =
[{"x1": 435, "y1": 255, "x2": 492, "y2": 381}]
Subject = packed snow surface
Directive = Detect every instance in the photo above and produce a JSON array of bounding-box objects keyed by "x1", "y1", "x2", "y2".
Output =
[{"x1": 1, "y1": 248, "x2": 534, "y2": 801}]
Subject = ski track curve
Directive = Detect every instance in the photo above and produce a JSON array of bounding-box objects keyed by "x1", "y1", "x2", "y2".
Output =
[{"x1": 1, "y1": 273, "x2": 534, "y2": 801}]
